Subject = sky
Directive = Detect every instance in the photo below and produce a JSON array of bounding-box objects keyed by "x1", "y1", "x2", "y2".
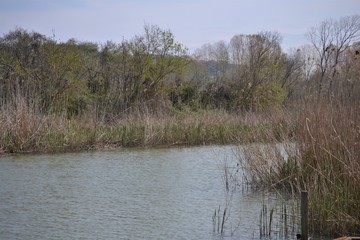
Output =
[{"x1": 1, "y1": 0, "x2": 359, "y2": 52}]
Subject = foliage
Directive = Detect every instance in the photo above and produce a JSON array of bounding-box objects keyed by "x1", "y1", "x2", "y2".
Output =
[
  {"x1": 0, "y1": 25, "x2": 190, "y2": 117},
  {"x1": 253, "y1": 81, "x2": 287, "y2": 110},
  {"x1": 2, "y1": 33, "x2": 90, "y2": 118}
]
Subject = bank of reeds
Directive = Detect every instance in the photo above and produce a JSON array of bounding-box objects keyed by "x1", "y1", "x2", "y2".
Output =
[
  {"x1": 298, "y1": 101, "x2": 360, "y2": 236},
  {"x1": 238, "y1": 100, "x2": 360, "y2": 237},
  {"x1": 0, "y1": 102, "x2": 286, "y2": 154}
]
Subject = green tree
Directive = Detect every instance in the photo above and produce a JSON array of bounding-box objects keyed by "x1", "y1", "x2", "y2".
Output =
[
  {"x1": 0, "y1": 29, "x2": 91, "y2": 115},
  {"x1": 0, "y1": 28, "x2": 48, "y2": 107},
  {"x1": 96, "y1": 24, "x2": 189, "y2": 115},
  {"x1": 229, "y1": 32, "x2": 286, "y2": 110}
]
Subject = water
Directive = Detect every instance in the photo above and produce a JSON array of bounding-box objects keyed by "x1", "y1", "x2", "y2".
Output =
[{"x1": 0, "y1": 145, "x2": 299, "y2": 240}]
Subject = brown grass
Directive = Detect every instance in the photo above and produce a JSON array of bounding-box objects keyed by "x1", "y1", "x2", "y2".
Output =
[
  {"x1": 0, "y1": 104, "x2": 284, "y2": 154},
  {"x1": 237, "y1": 99, "x2": 360, "y2": 236}
]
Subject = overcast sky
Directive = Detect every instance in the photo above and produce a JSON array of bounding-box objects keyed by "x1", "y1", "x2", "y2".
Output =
[{"x1": 1, "y1": 0, "x2": 359, "y2": 52}]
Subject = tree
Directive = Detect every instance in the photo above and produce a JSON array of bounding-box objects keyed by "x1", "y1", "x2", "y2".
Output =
[
  {"x1": 38, "y1": 40, "x2": 89, "y2": 114},
  {"x1": 95, "y1": 24, "x2": 189, "y2": 115},
  {"x1": 193, "y1": 41, "x2": 232, "y2": 109},
  {"x1": 307, "y1": 15, "x2": 360, "y2": 98},
  {"x1": 336, "y1": 41, "x2": 360, "y2": 102},
  {"x1": 0, "y1": 29, "x2": 94, "y2": 115},
  {"x1": 229, "y1": 31, "x2": 285, "y2": 110},
  {"x1": 139, "y1": 24, "x2": 189, "y2": 108},
  {"x1": 0, "y1": 28, "x2": 48, "y2": 107}
]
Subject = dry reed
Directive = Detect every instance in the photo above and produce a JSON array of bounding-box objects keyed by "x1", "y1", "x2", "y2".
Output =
[
  {"x1": 0, "y1": 105, "x2": 274, "y2": 154},
  {"x1": 237, "y1": 100, "x2": 360, "y2": 236}
]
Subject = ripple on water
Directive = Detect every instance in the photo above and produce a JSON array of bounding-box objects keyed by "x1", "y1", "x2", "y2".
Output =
[{"x1": 0, "y1": 145, "x2": 299, "y2": 240}]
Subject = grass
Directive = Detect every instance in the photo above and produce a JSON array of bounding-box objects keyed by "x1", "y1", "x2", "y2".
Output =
[
  {"x1": 259, "y1": 200, "x2": 299, "y2": 239},
  {"x1": 0, "y1": 103, "x2": 286, "y2": 154},
  {"x1": 297, "y1": 101, "x2": 360, "y2": 236},
  {"x1": 237, "y1": 100, "x2": 360, "y2": 237}
]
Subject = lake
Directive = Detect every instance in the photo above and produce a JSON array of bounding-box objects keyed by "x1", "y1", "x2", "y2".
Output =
[{"x1": 0, "y1": 145, "x2": 299, "y2": 239}]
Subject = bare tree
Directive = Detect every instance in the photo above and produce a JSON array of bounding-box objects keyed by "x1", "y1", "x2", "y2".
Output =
[
  {"x1": 297, "y1": 45, "x2": 317, "y2": 82},
  {"x1": 193, "y1": 41, "x2": 229, "y2": 82},
  {"x1": 307, "y1": 15, "x2": 360, "y2": 98}
]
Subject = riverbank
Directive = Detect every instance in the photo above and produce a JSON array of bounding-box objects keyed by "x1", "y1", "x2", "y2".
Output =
[
  {"x1": 2, "y1": 100, "x2": 360, "y2": 238},
  {"x1": 0, "y1": 106, "x2": 290, "y2": 155}
]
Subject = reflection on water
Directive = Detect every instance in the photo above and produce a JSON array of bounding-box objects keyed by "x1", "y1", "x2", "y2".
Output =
[{"x1": 0, "y1": 146, "x2": 299, "y2": 240}]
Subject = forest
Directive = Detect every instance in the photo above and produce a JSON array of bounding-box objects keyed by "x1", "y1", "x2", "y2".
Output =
[
  {"x1": 0, "y1": 17, "x2": 359, "y2": 119},
  {"x1": 1, "y1": 15, "x2": 360, "y2": 236}
]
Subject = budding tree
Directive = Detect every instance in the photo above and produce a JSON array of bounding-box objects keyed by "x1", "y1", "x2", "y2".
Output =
[{"x1": 229, "y1": 31, "x2": 285, "y2": 110}]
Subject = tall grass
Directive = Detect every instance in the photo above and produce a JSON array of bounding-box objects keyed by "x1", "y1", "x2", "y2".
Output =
[
  {"x1": 0, "y1": 99, "x2": 47, "y2": 153},
  {"x1": 238, "y1": 100, "x2": 360, "y2": 237},
  {"x1": 297, "y1": 101, "x2": 360, "y2": 236},
  {"x1": 259, "y1": 200, "x2": 299, "y2": 239},
  {"x1": 0, "y1": 103, "x2": 282, "y2": 154}
]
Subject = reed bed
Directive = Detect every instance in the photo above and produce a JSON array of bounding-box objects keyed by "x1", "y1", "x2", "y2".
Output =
[
  {"x1": 237, "y1": 100, "x2": 360, "y2": 237},
  {"x1": 298, "y1": 101, "x2": 360, "y2": 236},
  {"x1": 0, "y1": 104, "x2": 284, "y2": 154}
]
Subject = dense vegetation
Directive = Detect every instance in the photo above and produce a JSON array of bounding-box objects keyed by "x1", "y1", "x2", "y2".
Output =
[
  {"x1": 1, "y1": 15, "x2": 360, "y2": 237},
  {"x1": 1, "y1": 19, "x2": 358, "y2": 122}
]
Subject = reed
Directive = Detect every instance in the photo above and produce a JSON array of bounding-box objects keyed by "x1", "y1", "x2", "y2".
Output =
[
  {"x1": 297, "y1": 101, "x2": 360, "y2": 236},
  {"x1": 0, "y1": 105, "x2": 277, "y2": 154},
  {"x1": 212, "y1": 206, "x2": 228, "y2": 235},
  {"x1": 0, "y1": 100, "x2": 47, "y2": 153},
  {"x1": 237, "y1": 100, "x2": 360, "y2": 236},
  {"x1": 258, "y1": 199, "x2": 299, "y2": 239}
]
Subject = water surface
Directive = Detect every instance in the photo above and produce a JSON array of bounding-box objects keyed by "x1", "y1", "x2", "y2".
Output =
[{"x1": 0, "y1": 145, "x2": 298, "y2": 239}]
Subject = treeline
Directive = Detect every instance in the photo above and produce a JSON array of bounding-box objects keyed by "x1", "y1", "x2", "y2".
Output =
[
  {"x1": 191, "y1": 15, "x2": 360, "y2": 109},
  {"x1": 1, "y1": 16, "x2": 360, "y2": 118},
  {"x1": 0, "y1": 24, "x2": 189, "y2": 118}
]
